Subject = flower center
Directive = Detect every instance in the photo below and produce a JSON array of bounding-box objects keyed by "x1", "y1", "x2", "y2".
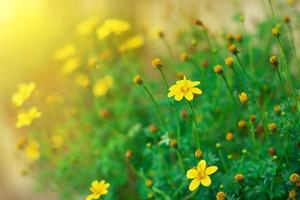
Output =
[
  {"x1": 197, "y1": 171, "x2": 205, "y2": 179},
  {"x1": 180, "y1": 85, "x2": 189, "y2": 94}
]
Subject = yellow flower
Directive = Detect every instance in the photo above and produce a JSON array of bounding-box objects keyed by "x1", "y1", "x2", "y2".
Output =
[
  {"x1": 239, "y1": 92, "x2": 248, "y2": 104},
  {"x1": 86, "y1": 180, "x2": 110, "y2": 200},
  {"x1": 75, "y1": 73, "x2": 90, "y2": 88},
  {"x1": 12, "y1": 82, "x2": 36, "y2": 107},
  {"x1": 53, "y1": 44, "x2": 76, "y2": 61},
  {"x1": 16, "y1": 107, "x2": 42, "y2": 128},
  {"x1": 118, "y1": 35, "x2": 144, "y2": 52},
  {"x1": 186, "y1": 160, "x2": 218, "y2": 191},
  {"x1": 62, "y1": 58, "x2": 80, "y2": 74},
  {"x1": 168, "y1": 76, "x2": 202, "y2": 101},
  {"x1": 93, "y1": 75, "x2": 114, "y2": 97},
  {"x1": 76, "y1": 16, "x2": 99, "y2": 36},
  {"x1": 51, "y1": 135, "x2": 64, "y2": 150},
  {"x1": 25, "y1": 140, "x2": 40, "y2": 161},
  {"x1": 97, "y1": 19, "x2": 131, "y2": 40}
]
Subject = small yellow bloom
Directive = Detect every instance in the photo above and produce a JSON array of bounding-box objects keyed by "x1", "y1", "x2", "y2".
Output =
[
  {"x1": 25, "y1": 140, "x2": 40, "y2": 161},
  {"x1": 118, "y1": 35, "x2": 144, "y2": 52},
  {"x1": 51, "y1": 135, "x2": 64, "y2": 150},
  {"x1": 62, "y1": 58, "x2": 80, "y2": 75},
  {"x1": 225, "y1": 56, "x2": 234, "y2": 68},
  {"x1": 168, "y1": 76, "x2": 202, "y2": 101},
  {"x1": 75, "y1": 73, "x2": 90, "y2": 88},
  {"x1": 16, "y1": 107, "x2": 42, "y2": 128},
  {"x1": 53, "y1": 44, "x2": 76, "y2": 61},
  {"x1": 86, "y1": 180, "x2": 110, "y2": 200},
  {"x1": 239, "y1": 92, "x2": 248, "y2": 104},
  {"x1": 186, "y1": 160, "x2": 218, "y2": 191},
  {"x1": 226, "y1": 132, "x2": 234, "y2": 141},
  {"x1": 97, "y1": 19, "x2": 131, "y2": 40},
  {"x1": 93, "y1": 75, "x2": 114, "y2": 97},
  {"x1": 76, "y1": 16, "x2": 99, "y2": 36},
  {"x1": 216, "y1": 191, "x2": 226, "y2": 200},
  {"x1": 12, "y1": 82, "x2": 36, "y2": 107}
]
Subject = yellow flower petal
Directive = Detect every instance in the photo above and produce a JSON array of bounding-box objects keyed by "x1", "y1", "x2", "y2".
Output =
[
  {"x1": 191, "y1": 88, "x2": 203, "y2": 94},
  {"x1": 197, "y1": 160, "x2": 206, "y2": 171},
  {"x1": 189, "y1": 178, "x2": 200, "y2": 191},
  {"x1": 86, "y1": 193, "x2": 101, "y2": 200},
  {"x1": 185, "y1": 91, "x2": 194, "y2": 101},
  {"x1": 175, "y1": 93, "x2": 184, "y2": 101},
  {"x1": 200, "y1": 176, "x2": 211, "y2": 187},
  {"x1": 205, "y1": 166, "x2": 218, "y2": 175},
  {"x1": 186, "y1": 168, "x2": 198, "y2": 179},
  {"x1": 104, "y1": 183, "x2": 110, "y2": 189}
]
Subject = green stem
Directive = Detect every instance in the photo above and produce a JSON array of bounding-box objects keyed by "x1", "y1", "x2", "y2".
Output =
[
  {"x1": 175, "y1": 149, "x2": 185, "y2": 173},
  {"x1": 159, "y1": 68, "x2": 169, "y2": 89},
  {"x1": 162, "y1": 38, "x2": 175, "y2": 59},
  {"x1": 235, "y1": 54, "x2": 251, "y2": 82},
  {"x1": 276, "y1": 68, "x2": 293, "y2": 114},
  {"x1": 218, "y1": 149, "x2": 228, "y2": 172},
  {"x1": 142, "y1": 85, "x2": 168, "y2": 131},
  {"x1": 250, "y1": 125, "x2": 258, "y2": 159},
  {"x1": 188, "y1": 101, "x2": 200, "y2": 148},
  {"x1": 153, "y1": 187, "x2": 171, "y2": 200},
  {"x1": 221, "y1": 74, "x2": 235, "y2": 103},
  {"x1": 182, "y1": 190, "x2": 198, "y2": 200}
]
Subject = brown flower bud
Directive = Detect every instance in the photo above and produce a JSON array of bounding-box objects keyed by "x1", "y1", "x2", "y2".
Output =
[
  {"x1": 228, "y1": 44, "x2": 238, "y2": 54},
  {"x1": 170, "y1": 139, "x2": 178, "y2": 148},
  {"x1": 234, "y1": 173, "x2": 244, "y2": 182},
  {"x1": 192, "y1": 19, "x2": 204, "y2": 27},
  {"x1": 226, "y1": 33, "x2": 235, "y2": 43},
  {"x1": 201, "y1": 59, "x2": 209, "y2": 68},
  {"x1": 235, "y1": 33, "x2": 243, "y2": 42},
  {"x1": 181, "y1": 109, "x2": 188, "y2": 119},
  {"x1": 283, "y1": 15, "x2": 290, "y2": 23},
  {"x1": 268, "y1": 123, "x2": 277, "y2": 133},
  {"x1": 216, "y1": 191, "x2": 226, "y2": 200},
  {"x1": 274, "y1": 105, "x2": 281, "y2": 114},
  {"x1": 290, "y1": 173, "x2": 300, "y2": 183},
  {"x1": 268, "y1": 147, "x2": 276, "y2": 156},
  {"x1": 149, "y1": 124, "x2": 158, "y2": 134},
  {"x1": 269, "y1": 55, "x2": 279, "y2": 68},
  {"x1": 99, "y1": 108, "x2": 111, "y2": 118},
  {"x1": 194, "y1": 148, "x2": 203, "y2": 158},
  {"x1": 250, "y1": 115, "x2": 256, "y2": 123}
]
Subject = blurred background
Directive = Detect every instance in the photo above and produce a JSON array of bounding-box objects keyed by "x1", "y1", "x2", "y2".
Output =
[{"x1": 0, "y1": 0, "x2": 263, "y2": 199}]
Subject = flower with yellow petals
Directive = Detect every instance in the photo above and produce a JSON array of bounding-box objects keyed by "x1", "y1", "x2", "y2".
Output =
[
  {"x1": 86, "y1": 180, "x2": 110, "y2": 200},
  {"x1": 16, "y1": 107, "x2": 42, "y2": 128},
  {"x1": 75, "y1": 73, "x2": 90, "y2": 88},
  {"x1": 62, "y1": 58, "x2": 80, "y2": 75},
  {"x1": 97, "y1": 19, "x2": 131, "y2": 40},
  {"x1": 118, "y1": 35, "x2": 144, "y2": 52},
  {"x1": 186, "y1": 160, "x2": 218, "y2": 191},
  {"x1": 51, "y1": 135, "x2": 64, "y2": 150},
  {"x1": 25, "y1": 140, "x2": 40, "y2": 161},
  {"x1": 239, "y1": 92, "x2": 248, "y2": 104},
  {"x1": 168, "y1": 76, "x2": 202, "y2": 101},
  {"x1": 53, "y1": 44, "x2": 76, "y2": 61},
  {"x1": 12, "y1": 82, "x2": 36, "y2": 107},
  {"x1": 76, "y1": 16, "x2": 99, "y2": 36},
  {"x1": 93, "y1": 75, "x2": 114, "y2": 97}
]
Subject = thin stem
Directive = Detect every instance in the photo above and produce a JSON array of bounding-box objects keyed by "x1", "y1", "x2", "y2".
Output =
[
  {"x1": 142, "y1": 85, "x2": 168, "y2": 131},
  {"x1": 218, "y1": 149, "x2": 228, "y2": 172},
  {"x1": 153, "y1": 187, "x2": 172, "y2": 200},
  {"x1": 268, "y1": 0, "x2": 276, "y2": 23},
  {"x1": 188, "y1": 101, "x2": 200, "y2": 148},
  {"x1": 250, "y1": 125, "x2": 258, "y2": 159},
  {"x1": 162, "y1": 38, "x2": 175, "y2": 59},
  {"x1": 221, "y1": 74, "x2": 235, "y2": 103},
  {"x1": 175, "y1": 149, "x2": 185, "y2": 173},
  {"x1": 235, "y1": 54, "x2": 251, "y2": 82},
  {"x1": 159, "y1": 68, "x2": 169, "y2": 89}
]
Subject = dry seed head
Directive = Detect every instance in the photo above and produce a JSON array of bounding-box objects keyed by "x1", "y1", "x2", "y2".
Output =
[
  {"x1": 214, "y1": 65, "x2": 223, "y2": 75},
  {"x1": 201, "y1": 59, "x2": 209, "y2": 68},
  {"x1": 148, "y1": 124, "x2": 158, "y2": 134},
  {"x1": 269, "y1": 55, "x2": 279, "y2": 68},
  {"x1": 226, "y1": 132, "x2": 234, "y2": 141},
  {"x1": 133, "y1": 74, "x2": 143, "y2": 85},
  {"x1": 225, "y1": 56, "x2": 234, "y2": 68},
  {"x1": 290, "y1": 173, "x2": 300, "y2": 183},
  {"x1": 194, "y1": 148, "x2": 203, "y2": 158},
  {"x1": 250, "y1": 115, "x2": 256, "y2": 123},
  {"x1": 268, "y1": 123, "x2": 277, "y2": 132},
  {"x1": 234, "y1": 173, "x2": 244, "y2": 182},
  {"x1": 152, "y1": 58, "x2": 162, "y2": 69},
  {"x1": 216, "y1": 192, "x2": 226, "y2": 200},
  {"x1": 268, "y1": 147, "x2": 276, "y2": 156},
  {"x1": 228, "y1": 44, "x2": 238, "y2": 54},
  {"x1": 99, "y1": 108, "x2": 111, "y2": 118}
]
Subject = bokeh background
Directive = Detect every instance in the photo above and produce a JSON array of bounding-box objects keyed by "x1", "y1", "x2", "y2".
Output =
[{"x1": 0, "y1": 0, "x2": 264, "y2": 199}]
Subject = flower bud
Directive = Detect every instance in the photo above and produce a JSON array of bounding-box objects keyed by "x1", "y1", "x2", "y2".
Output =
[
  {"x1": 180, "y1": 52, "x2": 189, "y2": 61},
  {"x1": 214, "y1": 65, "x2": 223, "y2": 75},
  {"x1": 194, "y1": 148, "x2": 203, "y2": 158},
  {"x1": 125, "y1": 150, "x2": 133, "y2": 159},
  {"x1": 192, "y1": 19, "x2": 204, "y2": 27},
  {"x1": 289, "y1": 190, "x2": 297, "y2": 200},
  {"x1": 225, "y1": 56, "x2": 234, "y2": 68},
  {"x1": 268, "y1": 147, "x2": 276, "y2": 156},
  {"x1": 272, "y1": 26, "x2": 280, "y2": 37},
  {"x1": 283, "y1": 15, "x2": 290, "y2": 24},
  {"x1": 148, "y1": 124, "x2": 158, "y2": 134},
  {"x1": 152, "y1": 58, "x2": 162, "y2": 69},
  {"x1": 274, "y1": 105, "x2": 281, "y2": 114},
  {"x1": 234, "y1": 173, "x2": 244, "y2": 182},
  {"x1": 268, "y1": 123, "x2": 277, "y2": 133},
  {"x1": 250, "y1": 115, "x2": 256, "y2": 123},
  {"x1": 133, "y1": 74, "x2": 143, "y2": 85},
  {"x1": 238, "y1": 119, "x2": 247, "y2": 129},
  {"x1": 216, "y1": 192, "x2": 226, "y2": 200},
  {"x1": 228, "y1": 44, "x2": 238, "y2": 54},
  {"x1": 235, "y1": 33, "x2": 243, "y2": 42},
  {"x1": 269, "y1": 55, "x2": 279, "y2": 68},
  {"x1": 226, "y1": 132, "x2": 234, "y2": 141},
  {"x1": 290, "y1": 173, "x2": 300, "y2": 183},
  {"x1": 239, "y1": 92, "x2": 248, "y2": 104},
  {"x1": 170, "y1": 139, "x2": 178, "y2": 148}
]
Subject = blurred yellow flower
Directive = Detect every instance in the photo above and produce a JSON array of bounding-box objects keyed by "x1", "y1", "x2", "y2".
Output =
[
  {"x1": 97, "y1": 19, "x2": 131, "y2": 40},
  {"x1": 168, "y1": 76, "x2": 202, "y2": 101},
  {"x1": 62, "y1": 58, "x2": 80, "y2": 74},
  {"x1": 186, "y1": 160, "x2": 218, "y2": 191},
  {"x1": 12, "y1": 82, "x2": 36, "y2": 107},
  {"x1": 118, "y1": 35, "x2": 144, "y2": 52},
  {"x1": 239, "y1": 92, "x2": 248, "y2": 104},
  {"x1": 86, "y1": 180, "x2": 110, "y2": 200},
  {"x1": 46, "y1": 94, "x2": 64, "y2": 104},
  {"x1": 75, "y1": 73, "x2": 90, "y2": 88},
  {"x1": 51, "y1": 135, "x2": 64, "y2": 150},
  {"x1": 16, "y1": 107, "x2": 42, "y2": 128},
  {"x1": 53, "y1": 44, "x2": 76, "y2": 61},
  {"x1": 93, "y1": 75, "x2": 114, "y2": 97},
  {"x1": 76, "y1": 16, "x2": 99, "y2": 36},
  {"x1": 25, "y1": 140, "x2": 40, "y2": 162},
  {"x1": 16, "y1": 136, "x2": 27, "y2": 150}
]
